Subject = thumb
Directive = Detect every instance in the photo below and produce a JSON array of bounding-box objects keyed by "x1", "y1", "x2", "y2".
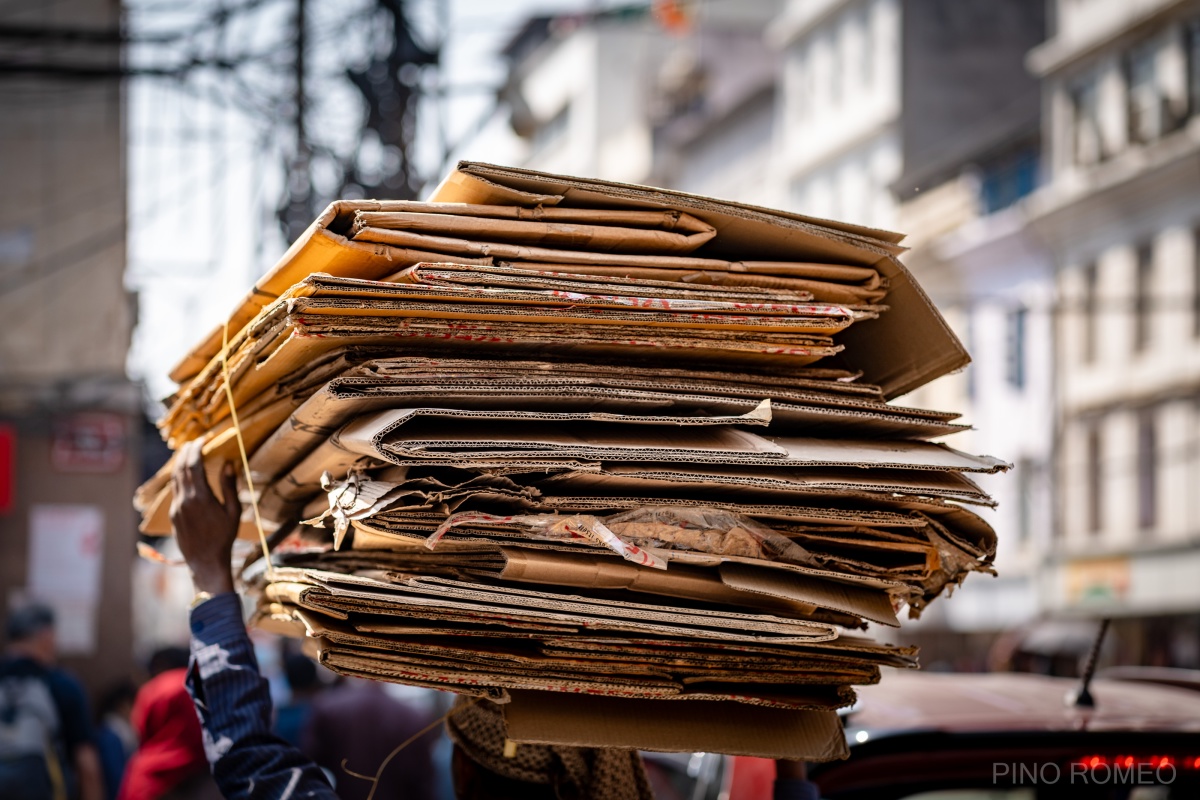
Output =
[{"x1": 221, "y1": 462, "x2": 242, "y2": 522}]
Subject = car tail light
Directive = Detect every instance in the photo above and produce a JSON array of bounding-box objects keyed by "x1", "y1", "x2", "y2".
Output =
[{"x1": 1075, "y1": 755, "x2": 1197, "y2": 770}]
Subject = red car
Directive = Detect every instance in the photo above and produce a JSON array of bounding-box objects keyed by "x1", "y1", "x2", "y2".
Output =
[{"x1": 809, "y1": 671, "x2": 1200, "y2": 799}]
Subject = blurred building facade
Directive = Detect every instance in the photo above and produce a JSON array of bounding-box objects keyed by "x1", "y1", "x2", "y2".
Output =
[
  {"x1": 500, "y1": 3, "x2": 787, "y2": 196},
  {"x1": 772, "y1": 0, "x2": 1049, "y2": 665},
  {"x1": 0, "y1": 0, "x2": 139, "y2": 697},
  {"x1": 497, "y1": 0, "x2": 1200, "y2": 670},
  {"x1": 1026, "y1": 0, "x2": 1200, "y2": 668}
]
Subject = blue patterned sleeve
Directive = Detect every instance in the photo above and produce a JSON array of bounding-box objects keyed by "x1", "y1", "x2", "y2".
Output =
[{"x1": 187, "y1": 593, "x2": 336, "y2": 800}]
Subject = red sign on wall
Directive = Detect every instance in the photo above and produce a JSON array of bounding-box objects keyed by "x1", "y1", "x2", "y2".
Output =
[
  {"x1": 0, "y1": 424, "x2": 13, "y2": 514},
  {"x1": 51, "y1": 413, "x2": 127, "y2": 473}
]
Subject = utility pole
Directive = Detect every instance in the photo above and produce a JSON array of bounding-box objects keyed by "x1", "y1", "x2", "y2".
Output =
[
  {"x1": 280, "y1": 0, "x2": 312, "y2": 243},
  {"x1": 295, "y1": 0, "x2": 308, "y2": 176}
]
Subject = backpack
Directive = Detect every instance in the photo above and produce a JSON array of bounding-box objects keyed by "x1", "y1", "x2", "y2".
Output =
[{"x1": 0, "y1": 670, "x2": 65, "y2": 799}]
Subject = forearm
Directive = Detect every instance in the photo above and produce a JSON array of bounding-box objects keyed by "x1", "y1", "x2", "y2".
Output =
[
  {"x1": 188, "y1": 592, "x2": 334, "y2": 800},
  {"x1": 73, "y1": 744, "x2": 103, "y2": 800}
]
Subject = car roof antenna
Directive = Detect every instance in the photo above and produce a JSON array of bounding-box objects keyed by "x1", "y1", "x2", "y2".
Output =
[{"x1": 1067, "y1": 618, "x2": 1111, "y2": 709}]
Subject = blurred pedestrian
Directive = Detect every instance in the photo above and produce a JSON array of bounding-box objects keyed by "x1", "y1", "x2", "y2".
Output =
[
  {"x1": 116, "y1": 649, "x2": 218, "y2": 800},
  {"x1": 275, "y1": 653, "x2": 322, "y2": 747},
  {"x1": 0, "y1": 602, "x2": 104, "y2": 800},
  {"x1": 301, "y1": 678, "x2": 439, "y2": 800},
  {"x1": 146, "y1": 647, "x2": 190, "y2": 679},
  {"x1": 93, "y1": 680, "x2": 137, "y2": 800}
]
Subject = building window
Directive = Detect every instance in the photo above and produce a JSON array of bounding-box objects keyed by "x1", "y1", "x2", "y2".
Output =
[
  {"x1": 1193, "y1": 226, "x2": 1200, "y2": 338},
  {"x1": 791, "y1": 47, "x2": 811, "y2": 124},
  {"x1": 829, "y1": 31, "x2": 843, "y2": 106},
  {"x1": 981, "y1": 146, "x2": 1040, "y2": 213},
  {"x1": 1127, "y1": 42, "x2": 1162, "y2": 144},
  {"x1": 1086, "y1": 421, "x2": 1103, "y2": 534},
  {"x1": 1137, "y1": 408, "x2": 1157, "y2": 531},
  {"x1": 1082, "y1": 262, "x2": 1098, "y2": 362},
  {"x1": 1134, "y1": 241, "x2": 1153, "y2": 352},
  {"x1": 1072, "y1": 77, "x2": 1103, "y2": 165},
  {"x1": 1017, "y1": 457, "x2": 1034, "y2": 544},
  {"x1": 1006, "y1": 305, "x2": 1028, "y2": 389}
]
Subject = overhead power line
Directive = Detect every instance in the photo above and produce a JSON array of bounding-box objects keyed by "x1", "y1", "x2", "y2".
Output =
[
  {"x1": 0, "y1": 60, "x2": 240, "y2": 79},
  {"x1": 0, "y1": 22, "x2": 181, "y2": 44}
]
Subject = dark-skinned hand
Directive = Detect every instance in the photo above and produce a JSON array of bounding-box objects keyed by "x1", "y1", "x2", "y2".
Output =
[{"x1": 170, "y1": 439, "x2": 241, "y2": 595}]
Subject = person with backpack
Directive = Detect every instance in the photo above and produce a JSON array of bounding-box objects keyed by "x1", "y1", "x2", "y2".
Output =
[{"x1": 0, "y1": 603, "x2": 104, "y2": 800}]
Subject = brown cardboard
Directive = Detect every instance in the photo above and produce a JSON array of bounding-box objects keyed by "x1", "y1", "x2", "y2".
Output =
[
  {"x1": 501, "y1": 692, "x2": 850, "y2": 761},
  {"x1": 313, "y1": 643, "x2": 854, "y2": 710},
  {"x1": 431, "y1": 162, "x2": 967, "y2": 399},
  {"x1": 355, "y1": 515, "x2": 908, "y2": 594},
  {"x1": 500, "y1": 262, "x2": 887, "y2": 304},
  {"x1": 278, "y1": 569, "x2": 840, "y2": 644},
  {"x1": 535, "y1": 463, "x2": 993, "y2": 505},
  {"x1": 292, "y1": 612, "x2": 865, "y2": 696},
  {"x1": 390, "y1": 262, "x2": 818, "y2": 302},
  {"x1": 234, "y1": 358, "x2": 963, "y2": 503},
  {"x1": 490, "y1": 547, "x2": 898, "y2": 625},
  {"x1": 169, "y1": 163, "x2": 965, "y2": 398},
  {"x1": 140, "y1": 162, "x2": 1010, "y2": 763},
  {"x1": 301, "y1": 270, "x2": 856, "y2": 320},
  {"x1": 331, "y1": 411, "x2": 1004, "y2": 471},
  {"x1": 166, "y1": 307, "x2": 845, "y2": 440},
  {"x1": 352, "y1": 207, "x2": 717, "y2": 253}
]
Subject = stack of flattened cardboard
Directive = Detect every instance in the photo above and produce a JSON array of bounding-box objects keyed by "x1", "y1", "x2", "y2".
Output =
[{"x1": 137, "y1": 163, "x2": 1006, "y2": 760}]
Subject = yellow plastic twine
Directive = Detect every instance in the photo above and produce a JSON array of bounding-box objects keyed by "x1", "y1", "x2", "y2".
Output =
[{"x1": 221, "y1": 319, "x2": 274, "y2": 579}]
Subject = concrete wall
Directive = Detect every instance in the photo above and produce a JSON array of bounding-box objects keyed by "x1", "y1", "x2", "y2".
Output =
[
  {"x1": 0, "y1": 1, "x2": 132, "y2": 394},
  {"x1": 0, "y1": 0, "x2": 138, "y2": 699},
  {"x1": 0, "y1": 420, "x2": 140, "y2": 699},
  {"x1": 516, "y1": 21, "x2": 664, "y2": 185}
]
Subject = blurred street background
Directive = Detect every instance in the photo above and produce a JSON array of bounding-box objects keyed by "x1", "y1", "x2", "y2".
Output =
[{"x1": 2, "y1": 0, "x2": 1200, "y2": 795}]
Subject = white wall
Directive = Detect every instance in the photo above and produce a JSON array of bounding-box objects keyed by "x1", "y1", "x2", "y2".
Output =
[
  {"x1": 774, "y1": 0, "x2": 901, "y2": 200},
  {"x1": 516, "y1": 24, "x2": 661, "y2": 184}
]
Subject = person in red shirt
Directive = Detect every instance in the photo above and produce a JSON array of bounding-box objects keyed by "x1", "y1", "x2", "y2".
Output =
[{"x1": 117, "y1": 659, "x2": 218, "y2": 800}]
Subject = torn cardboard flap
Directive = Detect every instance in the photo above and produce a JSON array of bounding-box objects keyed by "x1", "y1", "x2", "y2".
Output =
[{"x1": 718, "y1": 561, "x2": 898, "y2": 627}]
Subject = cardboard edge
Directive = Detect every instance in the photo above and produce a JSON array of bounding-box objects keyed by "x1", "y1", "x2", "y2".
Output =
[{"x1": 502, "y1": 691, "x2": 850, "y2": 761}]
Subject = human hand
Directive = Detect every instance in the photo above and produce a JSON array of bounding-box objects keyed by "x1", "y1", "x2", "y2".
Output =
[{"x1": 170, "y1": 439, "x2": 241, "y2": 595}]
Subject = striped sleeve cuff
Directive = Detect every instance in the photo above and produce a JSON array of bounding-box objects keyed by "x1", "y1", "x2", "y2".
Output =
[{"x1": 190, "y1": 591, "x2": 245, "y2": 644}]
